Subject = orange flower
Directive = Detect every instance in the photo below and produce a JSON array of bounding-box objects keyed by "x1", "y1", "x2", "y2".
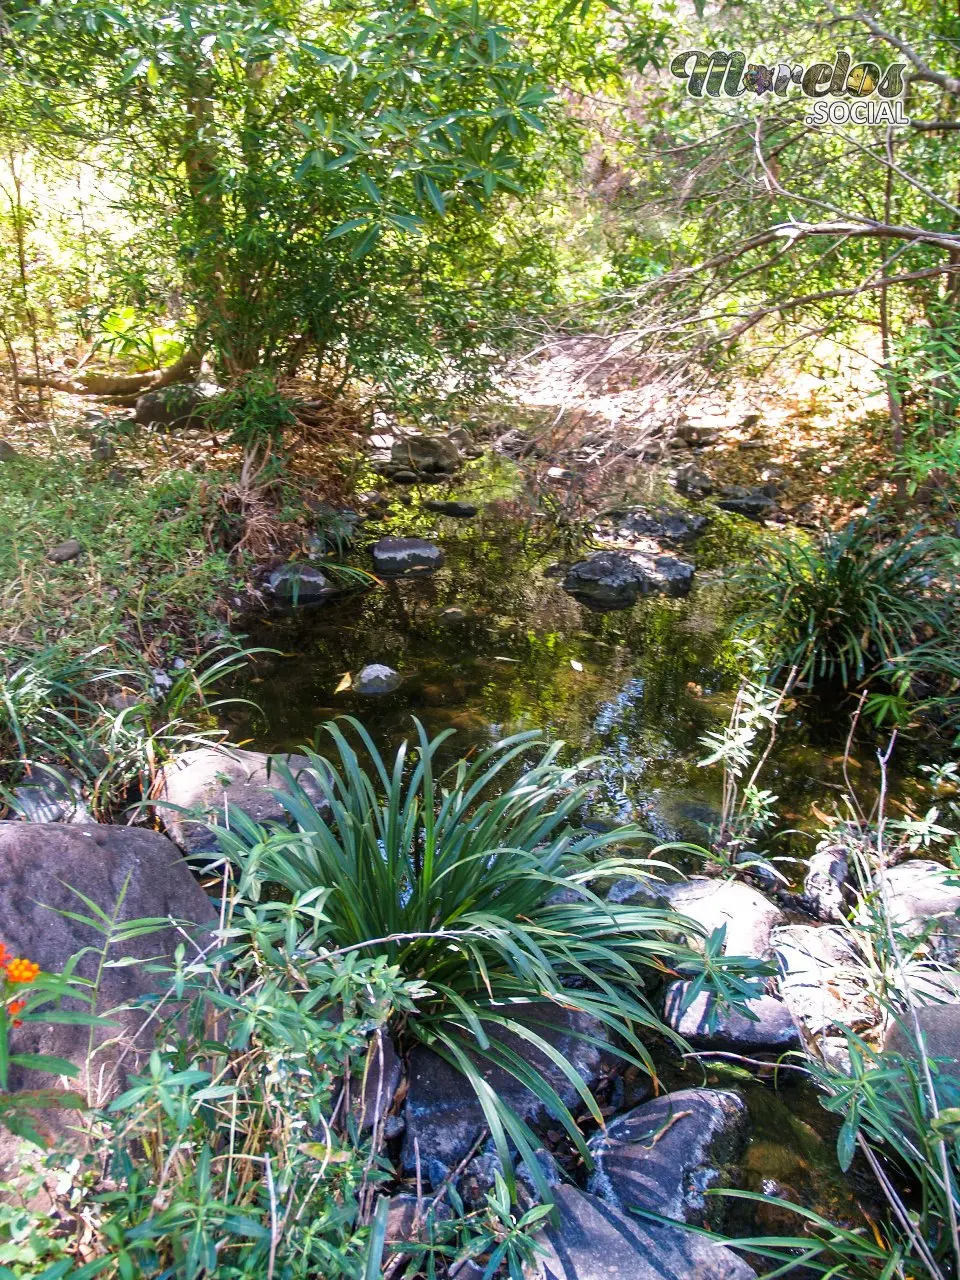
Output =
[
  {"x1": 6, "y1": 959, "x2": 39, "y2": 985},
  {"x1": 8, "y1": 1000, "x2": 25, "y2": 1029},
  {"x1": 0, "y1": 945, "x2": 12, "y2": 971}
]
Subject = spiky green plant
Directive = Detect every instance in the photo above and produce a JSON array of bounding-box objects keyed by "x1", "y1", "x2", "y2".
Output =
[
  {"x1": 212, "y1": 717, "x2": 770, "y2": 1202},
  {"x1": 736, "y1": 512, "x2": 954, "y2": 689}
]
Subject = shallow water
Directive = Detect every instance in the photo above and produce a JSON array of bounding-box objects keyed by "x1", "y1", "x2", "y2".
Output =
[
  {"x1": 220, "y1": 458, "x2": 924, "y2": 1245},
  {"x1": 225, "y1": 461, "x2": 923, "y2": 873}
]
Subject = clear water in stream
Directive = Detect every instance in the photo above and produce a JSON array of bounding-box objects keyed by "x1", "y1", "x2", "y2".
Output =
[
  {"x1": 220, "y1": 457, "x2": 924, "y2": 1247},
  {"x1": 224, "y1": 458, "x2": 924, "y2": 873}
]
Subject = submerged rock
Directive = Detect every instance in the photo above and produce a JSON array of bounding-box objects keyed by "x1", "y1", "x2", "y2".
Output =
[
  {"x1": 371, "y1": 536, "x2": 445, "y2": 576},
  {"x1": 402, "y1": 1005, "x2": 615, "y2": 1187},
  {"x1": 526, "y1": 1184, "x2": 756, "y2": 1280},
  {"x1": 352, "y1": 664, "x2": 402, "y2": 695},
  {"x1": 424, "y1": 499, "x2": 478, "y2": 518},
  {"x1": 154, "y1": 746, "x2": 328, "y2": 856},
  {"x1": 267, "y1": 562, "x2": 340, "y2": 604},
  {"x1": 588, "y1": 1088, "x2": 750, "y2": 1229},
  {"x1": 391, "y1": 434, "x2": 461, "y2": 475},
  {"x1": 563, "y1": 551, "x2": 693, "y2": 610}
]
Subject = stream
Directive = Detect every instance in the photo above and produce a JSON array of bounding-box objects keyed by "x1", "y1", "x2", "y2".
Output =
[{"x1": 220, "y1": 452, "x2": 922, "y2": 1247}]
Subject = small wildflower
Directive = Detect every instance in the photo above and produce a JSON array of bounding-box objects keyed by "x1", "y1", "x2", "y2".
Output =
[
  {"x1": 8, "y1": 1000, "x2": 25, "y2": 1029},
  {"x1": 0, "y1": 945, "x2": 12, "y2": 971},
  {"x1": 6, "y1": 959, "x2": 39, "y2": 985}
]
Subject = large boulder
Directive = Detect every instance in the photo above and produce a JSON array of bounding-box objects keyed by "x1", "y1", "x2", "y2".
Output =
[
  {"x1": 880, "y1": 860, "x2": 960, "y2": 963},
  {"x1": 391, "y1": 434, "x2": 461, "y2": 475},
  {"x1": 883, "y1": 1004, "x2": 960, "y2": 1101},
  {"x1": 773, "y1": 925, "x2": 873, "y2": 1037},
  {"x1": 133, "y1": 384, "x2": 209, "y2": 432},
  {"x1": 526, "y1": 1185, "x2": 756, "y2": 1280},
  {"x1": 402, "y1": 1006, "x2": 616, "y2": 1187},
  {"x1": 0, "y1": 823, "x2": 215, "y2": 1139},
  {"x1": 154, "y1": 746, "x2": 328, "y2": 857},
  {"x1": 612, "y1": 876, "x2": 782, "y2": 960},
  {"x1": 588, "y1": 1089, "x2": 749, "y2": 1230},
  {"x1": 563, "y1": 552, "x2": 693, "y2": 610},
  {"x1": 9, "y1": 771, "x2": 91, "y2": 825},
  {"x1": 663, "y1": 984, "x2": 799, "y2": 1053},
  {"x1": 371, "y1": 537, "x2": 445, "y2": 577}
]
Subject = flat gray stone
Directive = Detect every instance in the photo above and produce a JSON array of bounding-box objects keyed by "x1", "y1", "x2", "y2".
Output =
[
  {"x1": 267, "y1": 563, "x2": 339, "y2": 604},
  {"x1": 526, "y1": 1185, "x2": 756, "y2": 1280},
  {"x1": 588, "y1": 1089, "x2": 749, "y2": 1229},
  {"x1": 0, "y1": 440, "x2": 17, "y2": 460},
  {"x1": 884, "y1": 1004, "x2": 960, "y2": 1100},
  {"x1": 154, "y1": 746, "x2": 328, "y2": 856},
  {"x1": 46, "y1": 538, "x2": 83, "y2": 563},
  {"x1": 664, "y1": 983, "x2": 800, "y2": 1052},
  {"x1": 424, "y1": 499, "x2": 478, "y2": 518},
  {"x1": 353, "y1": 663, "x2": 402, "y2": 695},
  {"x1": 371, "y1": 537, "x2": 445, "y2": 576},
  {"x1": 563, "y1": 552, "x2": 693, "y2": 610}
]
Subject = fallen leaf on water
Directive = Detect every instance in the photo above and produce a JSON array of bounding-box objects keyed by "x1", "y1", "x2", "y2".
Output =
[{"x1": 334, "y1": 672, "x2": 352, "y2": 694}]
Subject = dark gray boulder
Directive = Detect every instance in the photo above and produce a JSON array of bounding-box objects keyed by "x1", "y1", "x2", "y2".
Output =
[
  {"x1": 371, "y1": 537, "x2": 445, "y2": 576},
  {"x1": 391, "y1": 434, "x2": 461, "y2": 475},
  {"x1": 664, "y1": 983, "x2": 799, "y2": 1053},
  {"x1": 715, "y1": 487, "x2": 776, "y2": 521},
  {"x1": 0, "y1": 440, "x2": 17, "y2": 461},
  {"x1": 267, "y1": 562, "x2": 340, "y2": 605},
  {"x1": 610, "y1": 506, "x2": 709, "y2": 545},
  {"x1": 402, "y1": 1005, "x2": 616, "y2": 1187},
  {"x1": 154, "y1": 746, "x2": 328, "y2": 856},
  {"x1": 0, "y1": 822, "x2": 215, "y2": 1162},
  {"x1": 424, "y1": 499, "x2": 478, "y2": 518},
  {"x1": 134, "y1": 384, "x2": 209, "y2": 432},
  {"x1": 563, "y1": 552, "x2": 693, "y2": 610},
  {"x1": 352, "y1": 664, "x2": 402, "y2": 695},
  {"x1": 46, "y1": 539, "x2": 83, "y2": 563},
  {"x1": 802, "y1": 845, "x2": 849, "y2": 922},
  {"x1": 588, "y1": 1089, "x2": 749, "y2": 1230},
  {"x1": 526, "y1": 1185, "x2": 756, "y2": 1280},
  {"x1": 673, "y1": 464, "x2": 714, "y2": 498}
]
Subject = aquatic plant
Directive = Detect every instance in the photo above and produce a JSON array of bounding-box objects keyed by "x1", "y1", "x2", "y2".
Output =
[
  {"x1": 214, "y1": 717, "x2": 771, "y2": 1202},
  {"x1": 736, "y1": 511, "x2": 954, "y2": 690}
]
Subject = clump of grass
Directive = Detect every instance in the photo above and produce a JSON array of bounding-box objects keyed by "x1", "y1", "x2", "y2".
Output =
[
  {"x1": 215, "y1": 717, "x2": 772, "y2": 1202},
  {"x1": 736, "y1": 510, "x2": 954, "y2": 689}
]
